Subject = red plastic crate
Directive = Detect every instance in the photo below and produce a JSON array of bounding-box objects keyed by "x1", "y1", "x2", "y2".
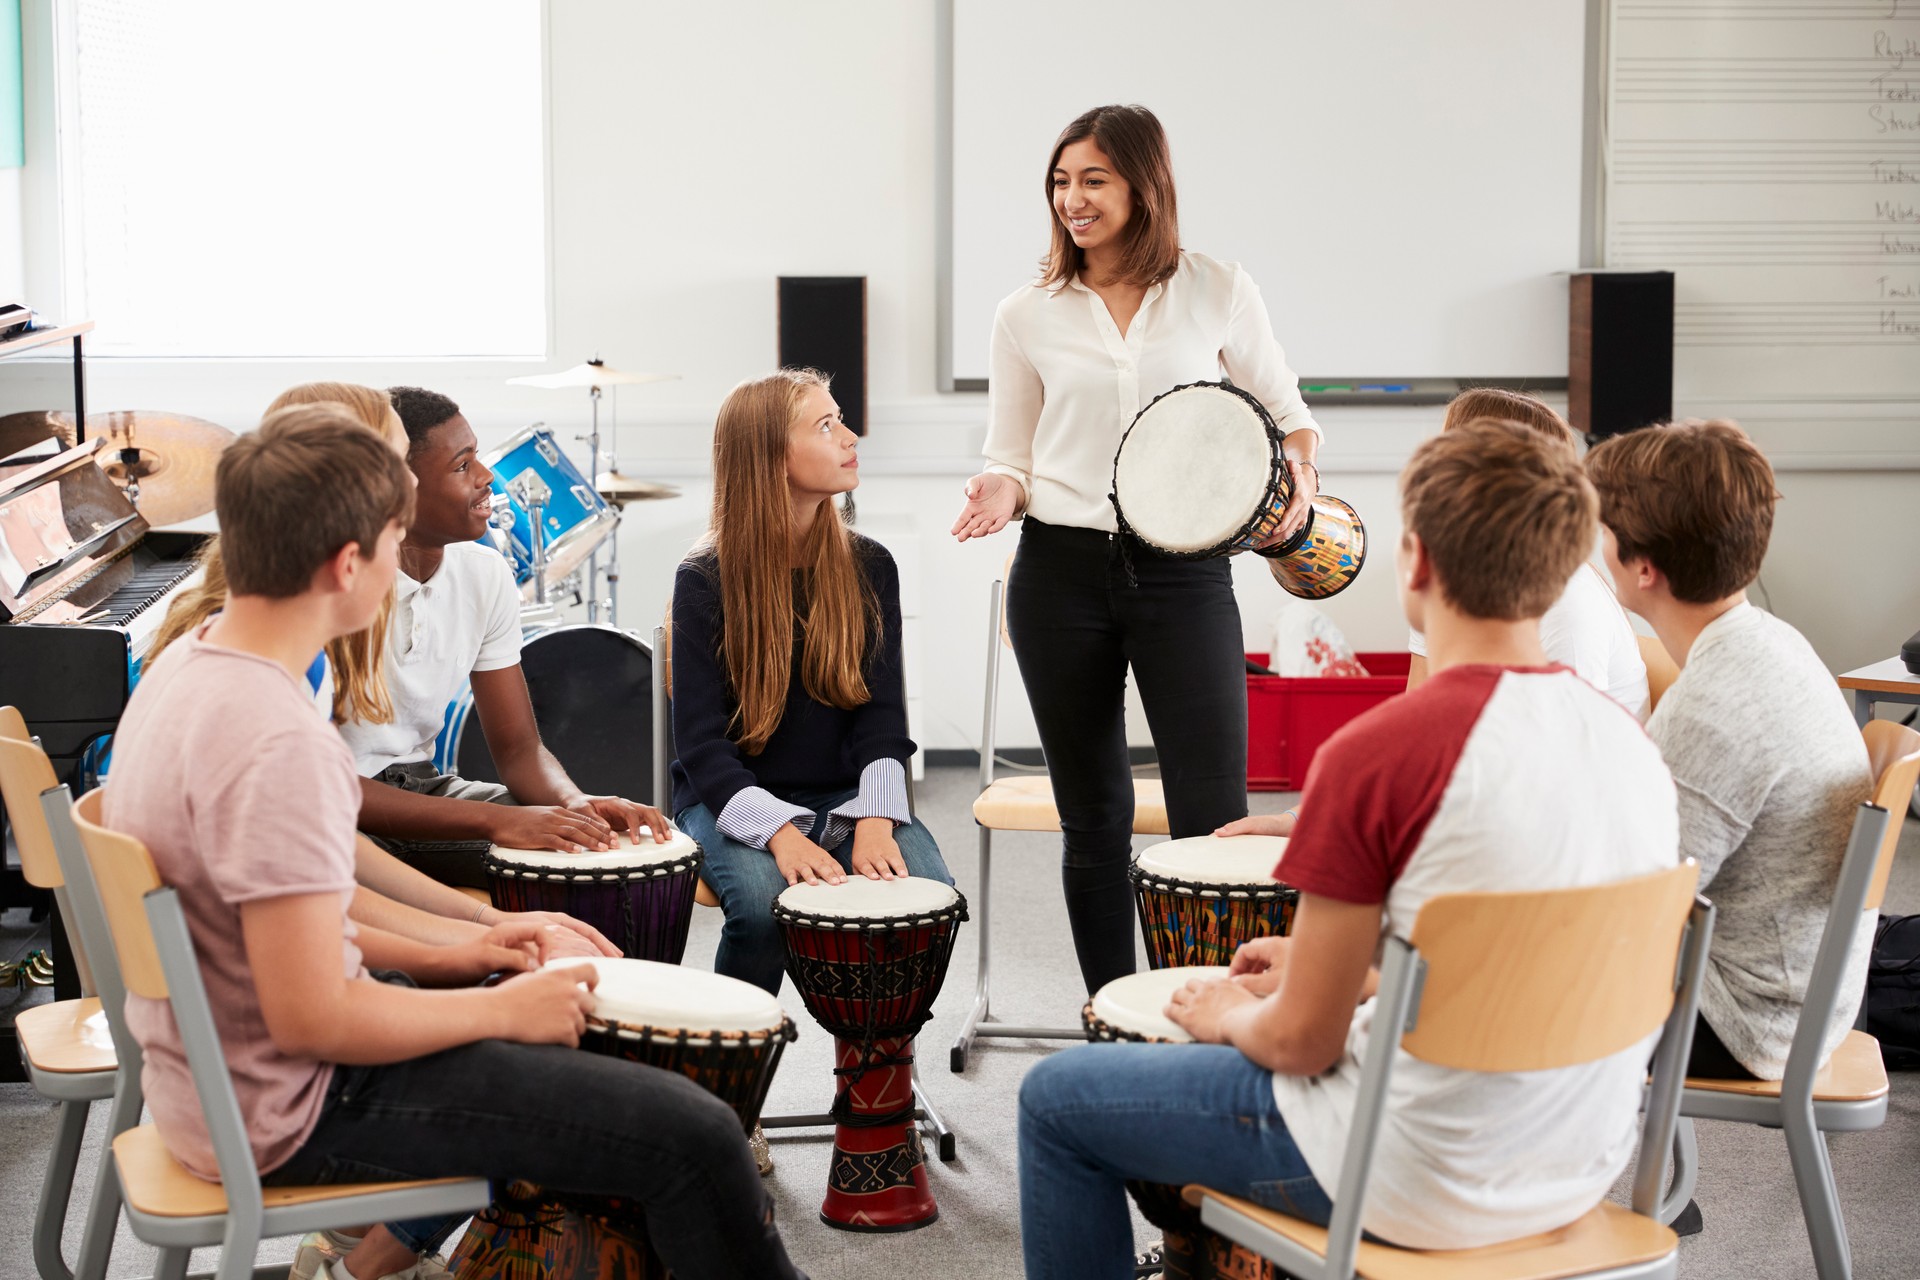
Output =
[{"x1": 1246, "y1": 651, "x2": 1412, "y2": 791}]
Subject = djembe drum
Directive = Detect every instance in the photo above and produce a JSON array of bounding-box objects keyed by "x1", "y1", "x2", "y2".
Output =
[
  {"x1": 774, "y1": 876, "x2": 967, "y2": 1232},
  {"x1": 1129, "y1": 834, "x2": 1297, "y2": 971},
  {"x1": 484, "y1": 828, "x2": 702, "y2": 962},
  {"x1": 1111, "y1": 380, "x2": 1366, "y2": 599},
  {"x1": 1084, "y1": 967, "x2": 1279, "y2": 1280},
  {"x1": 450, "y1": 958, "x2": 796, "y2": 1280}
]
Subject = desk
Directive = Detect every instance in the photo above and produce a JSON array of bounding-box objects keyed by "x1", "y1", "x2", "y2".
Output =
[{"x1": 1836, "y1": 658, "x2": 1920, "y2": 729}]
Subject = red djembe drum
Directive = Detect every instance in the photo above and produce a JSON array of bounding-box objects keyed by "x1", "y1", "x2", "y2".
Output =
[{"x1": 774, "y1": 876, "x2": 967, "y2": 1231}]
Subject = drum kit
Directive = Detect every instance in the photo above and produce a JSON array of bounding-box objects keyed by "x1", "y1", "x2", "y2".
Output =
[{"x1": 1112, "y1": 381, "x2": 1367, "y2": 599}]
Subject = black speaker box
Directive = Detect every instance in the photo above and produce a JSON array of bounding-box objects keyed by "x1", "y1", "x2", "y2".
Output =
[
  {"x1": 777, "y1": 276, "x2": 867, "y2": 436},
  {"x1": 1569, "y1": 271, "x2": 1674, "y2": 442}
]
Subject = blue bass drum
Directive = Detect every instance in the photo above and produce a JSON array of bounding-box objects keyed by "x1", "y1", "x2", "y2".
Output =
[
  {"x1": 481, "y1": 425, "x2": 619, "y2": 595},
  {"x1": 435, "y1": 624, "x2": 657, "y2": 804}
]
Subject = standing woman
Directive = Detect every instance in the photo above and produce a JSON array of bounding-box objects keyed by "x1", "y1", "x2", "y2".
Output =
[{"x1": 950, "y1": 104, "x2": 1323, "y2": 994}]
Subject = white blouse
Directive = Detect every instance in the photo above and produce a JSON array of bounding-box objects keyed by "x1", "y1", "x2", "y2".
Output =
[{"x1": 983, "y1": 250, "x2": 1323, "y2": 533}]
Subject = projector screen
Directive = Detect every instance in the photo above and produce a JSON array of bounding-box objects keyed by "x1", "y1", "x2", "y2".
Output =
[{"x1": 949, "y1": 0, "x2": 1589, "y2": 386}]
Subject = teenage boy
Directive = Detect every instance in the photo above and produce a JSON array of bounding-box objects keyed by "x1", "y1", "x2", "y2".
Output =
[
  {"x1": 1016, "y1": 419, "x2": 1679, "y2": 1275},
  {"x1": 1588, "y1": 419, "x2": 1871, "y2": 1081},
  {"x1": 341, "y1": 386, "x2": 667, "y2": 887},
  {"x1": 103, "y1": 407, "x2": 805, "y2": 1280}
]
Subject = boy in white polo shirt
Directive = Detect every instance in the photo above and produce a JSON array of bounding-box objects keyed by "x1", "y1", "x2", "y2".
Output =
[
  {"x1": 1016, "y1": 419, "x2": 1679, "y2": 1275},
  {"x1": 340, "y1": 387, "x2": 666, "y2": 887}
]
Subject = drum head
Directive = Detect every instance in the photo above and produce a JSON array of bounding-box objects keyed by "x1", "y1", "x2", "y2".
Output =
[
  {"x1": 776, "y1": 875, "x2": 960, "y2": 920},
  {"x1": 1133, "y1": 834, "x2": 1288, "y2": 887},
  {"x1": 1089, "y1": 966, "x2": 1230, "y2": 1043},
  {"x1": 488, "y1": 826, "x2": 699, "y2": 873},
  {"x1": 1114, "y1": 383, "x2": 1279, "y2": 554},
  {"x1": 454, "y1": 625, "x2": 655, "y2": 804},
  {"x1": 549, "y1": 956, "x2": 786, "y2": 1037}
]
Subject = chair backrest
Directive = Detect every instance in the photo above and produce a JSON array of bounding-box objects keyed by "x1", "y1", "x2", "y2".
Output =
[
  {"x1": 69, "y1": 789, "x2": 169, "y2": 1003},
  {"x1": 40, "y1": 782, "x2": 141, "y2": 1072},
  {"x1": 976, "y1": 556, "x2": 1016, "y2": 791},
  {"x1": 1863, "y1": 720, "x2": 1920, "y2": 914},
  {"x1": 0, "y1": 705, "x2": 65, "y2": 890},
  {"x1": 1315, "y1": 862, "x2": 1711, "y2": 1279},
  {"x1": 1402, "y1": 862, "x2": 1702, "y2": 1072},
  {"x1": 1637, "y1": 634, "x2": 1679, "y2": 712}
]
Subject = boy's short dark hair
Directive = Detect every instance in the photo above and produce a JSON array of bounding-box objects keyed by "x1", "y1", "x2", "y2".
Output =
[
  {"x1": 1585, "y1": 419, "x2": 1776, "y2": 604},
  {"x1": 1401, "y1": 417, "x2": 1598, "y2": 621},
  {"x1": 217, "y1": 406, "x2": 415, "y2": 598},
  {"x1": 386, "y1": 385, "x2": 462, "y2": 455}
]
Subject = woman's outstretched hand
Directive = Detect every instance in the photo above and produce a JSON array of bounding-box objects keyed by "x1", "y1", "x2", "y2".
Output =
[{"x1": 951, "y1": 472, "x2": 1021, "y2": 542}]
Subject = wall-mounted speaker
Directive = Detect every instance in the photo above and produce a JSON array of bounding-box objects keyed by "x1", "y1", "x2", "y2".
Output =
[
  {"x1": 1569, "y1": 271, "x2": 1674, "y2": 442},
  {"x1": 777, "y1": 276, "x2": 868, "y2": 436}
]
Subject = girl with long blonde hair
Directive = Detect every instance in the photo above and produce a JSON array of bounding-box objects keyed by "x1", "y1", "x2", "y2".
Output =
[
  {"x1": 149, "y1": 382, "x2": 409, "y2": 725},
  {"x1": 669, "y1": 368, "x2": 952, "y2": 1000}
]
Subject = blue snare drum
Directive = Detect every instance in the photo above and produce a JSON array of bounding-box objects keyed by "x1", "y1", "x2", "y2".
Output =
[{"x1": 480, "y1": 425, "x2": 618, "y2": 594}]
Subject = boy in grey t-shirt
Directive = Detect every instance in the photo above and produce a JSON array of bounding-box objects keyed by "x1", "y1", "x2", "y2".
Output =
[{"x1": 1588, "y1": 420, "x2": 1871, "y2": 1082}]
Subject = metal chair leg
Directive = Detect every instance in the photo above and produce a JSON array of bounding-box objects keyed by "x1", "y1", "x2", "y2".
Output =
[
  {"x1": 33, "y1": 1096, "x2": 90, "y2": 1280},
  {"x1": 1784, "y1": 1103, "x2": 1853, "y2": 1280},
  {"x1": 154, "y1": 1247, "x2": 191, "y2": 1280},
  {"x1": 951, "y1": 828, "x2": 994, "y2": 1073},
  {"x1": 912, "y1": 1064, "x2": 955, "y2": 1162},
  {"x1": 74, "y1": 1077, "x2": 141, "y2": 1280},
  {"x1": 1657, "y1": 1117, "x2": 1699, "y2": 1226}
]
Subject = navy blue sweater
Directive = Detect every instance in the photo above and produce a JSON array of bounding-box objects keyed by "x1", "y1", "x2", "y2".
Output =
[{"x1": 669, "y1": 535, "x2": 914, "y2": 820}]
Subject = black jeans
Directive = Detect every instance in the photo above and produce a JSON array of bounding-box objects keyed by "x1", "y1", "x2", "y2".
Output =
[
  {"x1": 265, "y1": 1036, "x2": 806, "y2": 1279},
  {"x1": 1006, "y1": 519, "x2": 1250, "y2": 994}
]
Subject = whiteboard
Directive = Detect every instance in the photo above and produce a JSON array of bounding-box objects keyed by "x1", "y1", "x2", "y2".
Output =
[{"x1": 948, "y1": 0, "x2": 1590, "y2": 386}]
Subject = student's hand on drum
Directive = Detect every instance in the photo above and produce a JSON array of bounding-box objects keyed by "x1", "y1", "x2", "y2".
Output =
[
  {"x1": 493, "y1": 964, "x2": 598, "y2": 1047},
  {"x1": 950, "y1": 472, "x2": 1020, "y2": 542},
  {"x1": 1227, "y1": 935, "x2": 1293, "y2": 994},
  {"x1": 490, "y1": 805, "x2": 617, "y2": 854},
  {"x1": 850, "y1": 818, "x2": 908, "y2": 881},
  {"x1": 1256, "y1": 455, "x2": 1320, "y2": 547},
  {"x1": 1166, "y1": 975, "x2": 1256, "y2": 1044},
  {"x1": 487, "y1": 909, "x2": 621, "y2": 959},
  {"x1": 769, "y1": 823, "x2": 847, "y2": 888},
  {"x1": 1214, "y1": 813, "x2": 1295, "y2": 839},
  {"x1": 572, "y1": 795, "x2": 671, "y2": 844}
]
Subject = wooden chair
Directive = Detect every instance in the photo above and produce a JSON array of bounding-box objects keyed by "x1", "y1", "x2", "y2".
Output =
[
  {"x1": 0, "y1": 708, "x2": 119, "y2": 1280},
  {"x1": 951, "y1": 563, "x2": 1170, "y2": 1072},
  {"x1": 1662, "y1": 720, "x2": 1920, "y2": 1280},
  {"x1": 64, "y1": 788, "x2": 490, "y2": 1280},
  {"x1": 647, "y1": 624, "x2": 957, "y2": 1160},
  {"x1": 1190, "y1": 862, "x2": 1712, "y2": 1280},
  {"x1": 1636, "y1": 634, "x2": 1679, "y2": 713}
]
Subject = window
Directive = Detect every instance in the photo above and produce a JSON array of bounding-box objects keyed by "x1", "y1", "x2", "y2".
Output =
[{"x1": 57, "y1": 0, "x2": 546, "y2": 358}]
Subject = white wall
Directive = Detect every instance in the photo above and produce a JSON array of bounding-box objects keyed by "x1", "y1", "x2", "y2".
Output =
[{"x1": 2, "y1": 0, "x2": 1915, "y2": 753}]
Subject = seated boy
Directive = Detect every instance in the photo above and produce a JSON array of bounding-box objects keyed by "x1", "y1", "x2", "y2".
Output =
[
  {"x1": 340, "y1": 386, "x2": 667, "y2": 887},
  {"x1": 1587, "y1": 419, "x2": 1871, "y2": 1081},
  {"x1": 103, "y1": 407, "x2": 804, "y2": 1280},
  {"x1": 1016, "y1": 418, "x2": 1679, "y2": 1273}
]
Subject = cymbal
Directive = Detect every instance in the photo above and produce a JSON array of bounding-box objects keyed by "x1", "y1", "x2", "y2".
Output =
[
  {"x1": 85, "y1": 410, "x2": 236, "y2": 526},
  {"x1": 596, "y1": 471, "x2": 681, "y2": 506},
  {"x1": 507, "y1": 360, "x2": 680, "y2": 391}
]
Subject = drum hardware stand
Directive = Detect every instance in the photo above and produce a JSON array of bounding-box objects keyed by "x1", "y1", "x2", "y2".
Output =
[
  {"x1": 509, "y1": 473, "x2": 553, "y2": 605},
  {"x1": 756, "y1": 1065, "x2": 957, "y2": 1164}
]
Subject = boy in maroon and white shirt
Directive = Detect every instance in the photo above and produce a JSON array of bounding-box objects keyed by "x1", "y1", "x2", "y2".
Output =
[{"x1": 1017, "y1": 418, "x2": 1679, "y2": 1276}]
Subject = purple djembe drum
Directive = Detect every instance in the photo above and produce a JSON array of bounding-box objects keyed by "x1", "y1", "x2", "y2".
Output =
[{"x1": 483, "y1": 829, "x2": 702, "y2": 962}]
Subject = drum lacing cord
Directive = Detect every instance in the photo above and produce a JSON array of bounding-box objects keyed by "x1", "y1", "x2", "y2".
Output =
[
  {"x1": 828, "y1": 1041, "x2": 920, "y2": 1130},
  {"x1": 1105, "y1": 493, "x2": 1141, "y2": 588}
]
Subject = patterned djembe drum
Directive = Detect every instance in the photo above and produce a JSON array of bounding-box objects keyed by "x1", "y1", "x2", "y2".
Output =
[
  {"x1": 774, "y1": 876, "x2": 967, "y2": 1231},
  {"x1": 1084, "y1": 967, "x2": 1279, "y2": 1280},
  {"x1": 1129, "y1": 834, "x2": 1298, "y2": 971},
  {"x1": 484, "y1": 828, "x2": 703, "y2": 962}
]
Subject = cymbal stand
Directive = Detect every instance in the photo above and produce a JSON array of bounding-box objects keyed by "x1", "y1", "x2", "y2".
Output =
[
  {"x1": 585, "y1": 383, "x2": 604, "y2": 625},
  {"x1": 510, "y1": 472, "x2": 552, "y2": 605}
]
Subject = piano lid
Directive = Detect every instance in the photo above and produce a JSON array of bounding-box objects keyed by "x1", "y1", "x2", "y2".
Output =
[{"x1": 0, "y1": 438, "x2": 147, "y2": 623}]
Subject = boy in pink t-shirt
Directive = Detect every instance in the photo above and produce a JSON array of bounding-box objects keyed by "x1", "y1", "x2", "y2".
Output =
[
  {"x1": 104, "y1": 407, "x2": 804, "y2": 1280},
  {"x1": 1016, "y1": 419, "x2": 1679, "y2": 1276}
]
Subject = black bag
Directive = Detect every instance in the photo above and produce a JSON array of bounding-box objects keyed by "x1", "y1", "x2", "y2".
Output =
[{"x1": 1864, "y1": 912, "x2": 1920, "y2": 1070}]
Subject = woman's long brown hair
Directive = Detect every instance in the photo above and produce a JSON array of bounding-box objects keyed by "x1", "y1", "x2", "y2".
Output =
[
  {"x1": 1040, "y1": 103, "x2": 1181, "y2": 290},
  {"x1": 147, "y1": 381, "x2": 404, "y2": 725},
  {"x1": 703, "y1": 368, "x2": 877, "y2": 755}
]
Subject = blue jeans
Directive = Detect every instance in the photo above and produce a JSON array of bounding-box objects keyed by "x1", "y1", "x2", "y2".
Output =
[
  {"x1": 677, "y1": 786, "x2": 954, "y2": 996},
  {"x1": 1018, "y1": 1042, "x2": 1331, "y2": 1280}
]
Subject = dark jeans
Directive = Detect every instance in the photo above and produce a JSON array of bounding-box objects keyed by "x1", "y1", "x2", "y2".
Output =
[
  {"x1": 1687, "y1": 1012, "x2": 1759, "y2": 1080},
  {"x1": 1006, "y1": 519, "x2": 1250, "y2": 994},
  {"x1": 265, "y1": 1035, "x2": 806, "y2": 1279}
]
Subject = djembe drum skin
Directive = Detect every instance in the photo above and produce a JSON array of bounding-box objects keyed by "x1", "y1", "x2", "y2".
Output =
[
  {"x1": 484, "y1": 828, "x2": 702, "y2": 963},
  {"x1": 774, "y1": 876, "x2": 967, "y2": 1232},
  {"x1": 1129, "y1": 834, "x2": 1298, "y2": 971},
  {"x1": 1083, "y1": 967, "x2": 1279, "y2": 1280}
]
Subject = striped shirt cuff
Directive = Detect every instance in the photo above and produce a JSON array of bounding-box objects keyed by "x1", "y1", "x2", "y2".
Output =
[
  {"x1": 820, "y1": 758, "x2": 910, "y2": 851},
  {"x1": 716, "y1": 787, "x2": 816, "y2": 851}
]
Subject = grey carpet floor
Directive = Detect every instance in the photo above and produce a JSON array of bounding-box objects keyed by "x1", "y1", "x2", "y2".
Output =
[{"x1": 1, "y1": 764, "x2": 1916, "y2": 1278}]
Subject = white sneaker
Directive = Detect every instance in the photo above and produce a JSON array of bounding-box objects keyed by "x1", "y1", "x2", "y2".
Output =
[{"x1": 749, "y1": 1122, "x2": 774, "y2": 1176}]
